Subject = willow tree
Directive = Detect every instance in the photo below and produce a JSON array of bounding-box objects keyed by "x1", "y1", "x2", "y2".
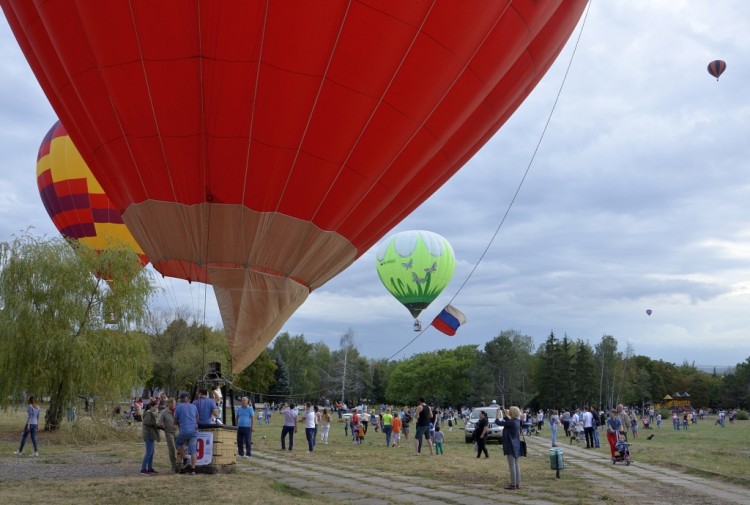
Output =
[{"x1": 0, "y1": 234, "x2": 154, "y2": 430}]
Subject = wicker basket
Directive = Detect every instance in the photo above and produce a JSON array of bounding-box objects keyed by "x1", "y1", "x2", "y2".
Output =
[{"x1": 197, "y1": 426, "x2": 237, "y2": 474}]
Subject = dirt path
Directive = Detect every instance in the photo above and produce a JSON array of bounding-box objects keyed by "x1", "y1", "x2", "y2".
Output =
[
  {"x1": 240, "y1": 438, "x2": 750, "y2": 505},
  {"x1": 526, "y1": 436, "x2": 750, "y2": 505}
]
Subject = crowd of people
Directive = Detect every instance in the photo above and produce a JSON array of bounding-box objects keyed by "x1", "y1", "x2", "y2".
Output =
[{"x1": 10, "y1": 388, "x2": 741, "y2": 491}]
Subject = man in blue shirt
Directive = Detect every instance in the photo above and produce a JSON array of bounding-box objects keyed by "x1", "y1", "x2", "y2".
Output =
[
  {"x1": 193, "y1": 389, "x2": 217, "y2": 425},
  {"x1": 174, "y1": 392, "x2": 199, "y2": 474},
  {"x1": 236, "y1": 397, "x2": 255, "y2": 458}
]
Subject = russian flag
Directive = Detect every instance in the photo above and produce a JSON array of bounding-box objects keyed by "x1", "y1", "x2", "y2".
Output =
[{"x1": 431, "y1": 305, "x2": 467, "y2": 336}]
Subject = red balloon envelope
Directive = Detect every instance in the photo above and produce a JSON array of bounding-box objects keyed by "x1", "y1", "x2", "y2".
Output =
[{"x1": 2, "y1": 1, "x2": 587, "y2": 371}]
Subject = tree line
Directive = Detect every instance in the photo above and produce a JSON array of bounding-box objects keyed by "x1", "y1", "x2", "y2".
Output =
[
  {"x1": 1, "y1": 234, "x2": 747, "y2": 433},
  {"x1": 221, "y1": 328, "x2": 748, "y2": 411}
]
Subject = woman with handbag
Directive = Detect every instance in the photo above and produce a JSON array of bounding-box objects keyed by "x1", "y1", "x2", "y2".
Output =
[{"x1": 495, "y1": 406, "x2": 523, "y2": 490}]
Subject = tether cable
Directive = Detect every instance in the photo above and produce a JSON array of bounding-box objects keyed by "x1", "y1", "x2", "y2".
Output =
[{"x1": 386, "y1": 0, "x2": 594, "y2": 361}]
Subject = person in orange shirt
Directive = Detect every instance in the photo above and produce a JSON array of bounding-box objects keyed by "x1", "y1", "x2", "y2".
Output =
[{"x1": 391, "y1": 412, "x2": 403, "y2": 447}]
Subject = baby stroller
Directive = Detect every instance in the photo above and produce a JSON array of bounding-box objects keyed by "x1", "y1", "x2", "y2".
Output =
[
  {"x1": 522, "y1": 417, "x2": 534, "y2": 436},
  {"x1": 569, "y1": 421, "x2": 585, "y2": 444},
  {"x1": 612, "y1": 440, "x2": 631, "y2": 465}
]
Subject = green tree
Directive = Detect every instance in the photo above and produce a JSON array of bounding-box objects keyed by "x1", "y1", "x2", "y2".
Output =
[
  {"x1": 148, "y1": 312, "x2": 228, "y2": 394},
  {"x1": 327, "y1": 328, "x2": 365, "y2": 403},
  {"x1": 594, "y1": 335, "x2": 620, "y2": 408},
  {"x1": 385, "y1": 346, "x2": 480, "y2": 406},
  {"x1": 234, "y1": 349, "x2": 277, "y2": 396},
  {"x1": 557, "y1": 335, "x2": 575, "y2": 408},
  {"x1": 482, "y1": 329, "x2": 535, "y2": 407},
  {"x1": 573, "y1": 340, "x2": 597, "y2": 407},
  {"x1": 534, "y1": 331, "x2": 561, "y2": 408},
  {"x1": 0, "y1": 234, "x2": 153, "y2": 430},
  {"x1": 718, "y1": 357, "x2": 750, "y2": 408},
  {"x1": 271, "y1": 332, "x2": 316, "y2": 396},
  {"x1": 367, "y1": 359, "x2": 392, "y2": 404},
  {"x1": 267, "y1": 356, "x2": 292, "y2": 400}
]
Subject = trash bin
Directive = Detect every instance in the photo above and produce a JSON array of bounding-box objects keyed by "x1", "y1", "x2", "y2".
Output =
[{"x1": 549, "y1": 447, "x2": 564, "y2": 478}]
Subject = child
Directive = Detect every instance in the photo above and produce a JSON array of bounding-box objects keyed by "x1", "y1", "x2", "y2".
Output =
[
  {"x1": 210, "y1": 407, "x2": 223, "y2": 425},
  {"x1": 656, "y1": 413, "x2": 662, "y2": 430},
  {"x1": 352, "y1": 418, "x2": 361, "y2": 444},
  {"x1": 370, "y1": 411, "x2": 379, "y2": 432},
  {"x1": 391, "y1": 412, "x2": 402, "y2": 447},
  {"x1": 615, "y1": 433, "x2": 629, "y2": 459},
  {"x1": 433, "y1": 425, "x2": 444, "y2": 455},
  {"x1": 357, "y1": 421, "x2": 365, "y2": 444}
]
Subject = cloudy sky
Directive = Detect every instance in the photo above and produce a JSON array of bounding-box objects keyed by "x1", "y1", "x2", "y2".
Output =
[{"x1": 2, "y1": 1, "x2": 749, "y2": 369}]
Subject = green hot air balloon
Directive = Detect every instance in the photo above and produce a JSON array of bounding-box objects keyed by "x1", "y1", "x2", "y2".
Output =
[{"x1": 376, "y1": 230, "x2": 455, "y2": 328}]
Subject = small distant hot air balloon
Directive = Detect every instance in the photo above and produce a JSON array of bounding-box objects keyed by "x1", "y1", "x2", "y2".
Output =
[
  {"x1": 376, "y1": 230, "x2": 455, "y2": 329},
  {"x1": 707, "y1": 60, "x2": 726, "y2": 80},
  {"x1": 646, "y1": 309, "x2": 652, "y2": 316}
]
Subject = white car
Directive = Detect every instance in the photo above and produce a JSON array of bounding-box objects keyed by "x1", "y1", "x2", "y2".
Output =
[{"x1": 464, "y1": 406, "x2": 503, "y2": 443}]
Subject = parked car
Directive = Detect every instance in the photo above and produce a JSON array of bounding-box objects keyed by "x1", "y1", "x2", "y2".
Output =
[{"x1": 464, "y1": 406, "x2": 503, "y2": 443}]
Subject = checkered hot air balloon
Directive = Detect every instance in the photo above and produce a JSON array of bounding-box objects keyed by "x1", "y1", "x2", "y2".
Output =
[{"x1": 36, "y1": 121, "x2": 148, "y2": 266}]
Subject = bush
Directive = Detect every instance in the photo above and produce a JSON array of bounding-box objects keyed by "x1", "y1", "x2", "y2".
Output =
[{"x1": 735, "y1": 410, "x2": 749, "y2": 421}]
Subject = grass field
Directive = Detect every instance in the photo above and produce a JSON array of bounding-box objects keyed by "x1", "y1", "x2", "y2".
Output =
[
  {"x1": 1, "y1": 407, "x2": 747, "y2": 505},
  {"x1": 623, "y1": 418, "x2": 750, "y2": 486}
]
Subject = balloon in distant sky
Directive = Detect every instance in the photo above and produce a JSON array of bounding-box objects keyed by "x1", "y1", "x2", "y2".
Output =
[
  {"x1": 376, "y1": 230, "x2": 455, "y2": 321},
  {"x1": 707, "y1": 60, "x2": 726, "y2": 80},
  {"x1": 3, "y1": 1, "x2": 587, "y2": 371},
  {"x1": 36, "y1": 121, "x2": 148, "y2": 266},
  {"x1": 646, "y1": 309, "x2": 652, "y2": 316}
]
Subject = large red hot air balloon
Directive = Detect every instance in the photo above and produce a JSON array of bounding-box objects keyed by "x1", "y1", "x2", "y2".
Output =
[{"x1": 2, "y1": 1, "x2": 588, "y2": 371}]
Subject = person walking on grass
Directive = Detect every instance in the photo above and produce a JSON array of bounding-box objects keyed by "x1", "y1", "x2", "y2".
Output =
[
  {"x1": 157, "y1": 397, "x2": 178, "y2": 472},
  {"x1": 413, "y1": 398, "x2": 434, "y2": 456},
  {"x1": 140, "y1": 400, "x2": 160, "y2": 475},
  {"x1": 280, "y1": 403, "x2": 298, "y2": 451},
  {"x1": 382, "y1": 407, "x2": 394, "y2": 447},
  {"x1": 473, "y1": 410, "x2": 489, "y2": 458},
  {"x1": 391, "y1": 411, "x2": 402, "y2": 447},
  {"x1": 313, "y1": 405, "x2": 320, "y2": 447},
  {"x1": 320, "y1": 408, "x2": 331, "y2": 444},
  {"x1": 303, "y1": 402, "x2": 316, "y2": 452},
  {"x1": 582, "y1": 406, "x2": 594, "y2": 449},
  {"x1": 606, "y1": 409, "x2": 622, "y2": 458},
  {"x1": 402, "y1": 406, "x2": 412, "y2": 441},
  {"x1": 14, "y1": 396, "x2": 41, "y2": 457}
]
